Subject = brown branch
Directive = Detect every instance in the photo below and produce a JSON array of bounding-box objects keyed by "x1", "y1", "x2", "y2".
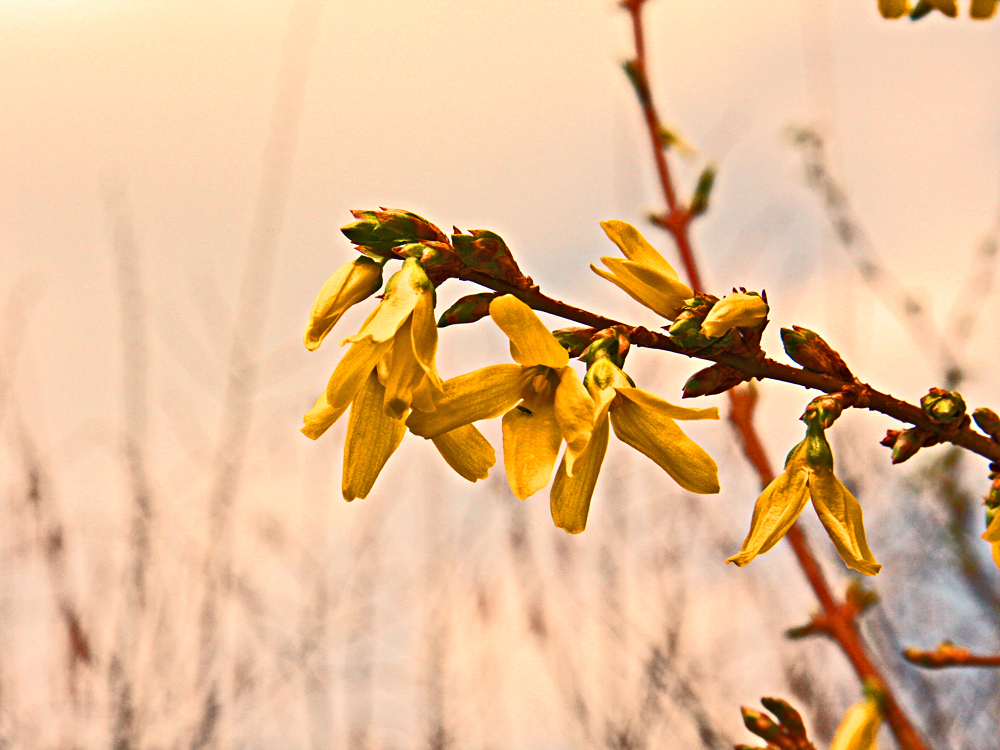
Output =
[
  {"x1": 617, "y1": 3, "x2": 930, "y2": 749},
  {"x1": 903, "y1": 643, "x2": 1000, "y2": 669}
]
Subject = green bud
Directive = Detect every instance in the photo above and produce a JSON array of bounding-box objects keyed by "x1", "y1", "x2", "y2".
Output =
[
  {"x1": 580, "y1": 327, "x2": 630, "y2": 368},
  {"x1": 688, "y1": 165, "x2": 716, "y2": 217},
  {"x1": 921, "y1": 387, "x2": 967, "y2": 425},
  {"x1": 450, "y1": 229, "x2": 531, "y2": 288},
  {"x1": 973, "y1": 408, "x2": 1000, "y2": 439},
  {"x1": 682, "y1": 363, "x2": 746, "y2": 398},
  {"x1": 759, "y1": 697, "x2": 806, "y2": 737},
  {"x1": 437, "y1": 292, "x2": 497, "y2": 328},
  {"x1": 342, "y1": 208, "x2": 446, "y2": 254},
  {"x1": 780, "y1": 326, "x2": 854, "y2": 381},
  {"x1": 985, "y1": 477, "x2": 1000, "y2": 509},
  {"x1": 668, "y1": 295, "x2": 733, "y2": 353},
  {"x1": 801, "y1": 393, "x2": 844, "y2": 430},
  {"x1": 552, "y1": 327, "x2": 596, "y2": 359}
]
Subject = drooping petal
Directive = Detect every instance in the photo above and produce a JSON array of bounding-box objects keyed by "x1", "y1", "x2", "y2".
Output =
[
  {"x1": 344, "y1": 257, "x2": 426, "y2": 345},
  {"x1": 301, "y1": 388, "x2": 350, "y2": 440},
  {"x1": 553, "y1": 365, "x2": 595, "y2": 476},
  {"x1": 809, "y1": 470, "x2": 882, "y2": 576},
  {"x1": 382, "y1": 316, "x2": 426, "y2": 420},
  {"x1": 599, "y1": 220, "x2": 679, "y2": 278},
  {"x1": 304, "y1": 257, "x2": 383, "y2": 351},
  {"x1": 501, "y1": 392, "x2": 563, "y2": 500},
  {"x1": 613, "y1": 387, "x2": 719, "y2": 422},
  {"x1": 342, "y1": 369, "x2": 407, "y2": 502},
  {"x1": 610, "y1": 389, "x2": 720, "y2": 494},
  {"x1": 726, "y1": 467, "x2": 811, "y2": 567},
  {"x1": 489, "y1": 295, "x2": 569, "y2": 369},
  {"x1": 406, "y1": 364, "x2": 529, "y2": 438},
  {"x1": 701, "y1": 292, "x2": 768, "y2": 339},
  {"x1": 325, "y1": 337, "x2": 393, "y2": 411},
  {"x1": 431, "y1": 424, "x2": 496, "y2": 482},
  {"x1": 592, "y1": 258, "x2": 692, "y2": 320},
  {"x1": 550, "y1": 415, "x2": 610, "y2": 534},
  {"x1": 409, "y1": 286, "x2": 444, "y2": 397},
  {"x1": 830, "y1": 698, "x2": 882, "y2": 750}
]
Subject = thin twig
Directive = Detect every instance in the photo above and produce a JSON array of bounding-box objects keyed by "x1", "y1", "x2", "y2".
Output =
[{"x1": 904, "y1": 643, "x2": 1000, "y2": 669}]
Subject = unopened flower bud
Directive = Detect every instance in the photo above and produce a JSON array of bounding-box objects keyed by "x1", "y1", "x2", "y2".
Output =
[
  {"x1": 580, "y1": 327, "x2": 630, "y2": 368},
  {"x1": 892, "y1": 428, "x2": 930, "y2": 464},
  {"x1": 921, "y1": 388, "x2": 966, "y2": 425},
  {"x1": 801, "y1": 393, "x2": 844, "y2": 430},
  {"x1": 438, "y1": 292, "x2": 497, "y2": 328},
  {"x1": 682, "y1": 363, "x2": 746, "y2": 398},
  {"x1": 973, "y1": 407, "x2": 1000, "y2": 440},
  {"x1": 780, "y1": 326, "x2": 854, "y2": 381}
]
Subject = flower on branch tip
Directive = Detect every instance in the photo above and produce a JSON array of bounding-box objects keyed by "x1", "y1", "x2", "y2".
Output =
[
  {"x1": 700, "y1": 291, "x2": 768, "y2": 339},
  {"x1": 727, "y1": 424, "x2": 882, "y2": 576},
  {"x1": 592, "y1": 220, "x2": 693, "y2": 320},
  {"x1": 303, "y1": 255, "x2": 384, "y2": 351},
  {"x1": 406, "y1": 294, "x2": 595, "y2": 502},
  {"x1": 302, "y1": 257, "x2": 494, "y2": 500},
  {"x1": 830, "y1": 693, "x2": 883, "y2": 750},
  {"x1": 550, "y1": 355, "x2": 720, "y2": 534}
]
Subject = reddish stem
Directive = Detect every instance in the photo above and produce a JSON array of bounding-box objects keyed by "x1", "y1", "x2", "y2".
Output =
[{"x1": 621, "y1": 2, "x2": 930, "y2": 748}]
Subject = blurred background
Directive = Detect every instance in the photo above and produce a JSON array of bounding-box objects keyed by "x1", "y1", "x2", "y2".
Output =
[{"x1": 2, "y1": 0, "x2": 999, "y2": 747}]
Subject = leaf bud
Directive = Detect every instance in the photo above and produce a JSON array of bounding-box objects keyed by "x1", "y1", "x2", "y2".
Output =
[
  {"x1": 740, "y1": 708, "x2": 786, "y2": 744},
  {"x1": 921, "y1": 387, "x2": 967, "y2": 425},
  {"x1": 342, "y1": 208, "x2": 447, "y2": 254},
  {"x1": 801, "y1": 393, "x2": 844, "y2": 430},
  {"x1": 437, "y1": 292, "x2": 497, "y2": 328},
  {"x1": 973, "y1": 407, "x2": 1000, "y2": 440},
  {"x1": 580, "y1": 326, "x2": 630, "y2": 368},
  {"x1": 689, "y1": 165, "x2": 716, "y2": 217},
  {"x1": 883, "y1": 427, "x2": 932, "y2": 464},
  {"x1": 682, "y1": 363, "x2": 746, "y2": 398},
  {"x1": 451, "y1": 229, "x2": 532, "y2": 289},
  {"x1": 759, "y1": 697, "x2": 806, "y2": 737},
  {"x1": 780, "y1": 326, "x2": 854, "y2": 381}
]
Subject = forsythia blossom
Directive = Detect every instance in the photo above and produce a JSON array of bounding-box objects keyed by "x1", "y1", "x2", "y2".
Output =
[
  {"x1": 302, "y1": 256, "x2": 494, "y2": 500},
  {"x1": 830, "y1": 695, "x2": 883, "y2": 750},
  {"x1": 407, "y1": 294, "x2": 595, "y2": 501},
  {"x1": 727, "y1": 424, "x2": 882, "y2": 576},
  {"x1": 983, "y1": 511, "x2": 1000, "y2": 571},
  {"x1": 550, "y1": 354, "x2": 721, "y2": 534},
  {"x1": 591, "y1": 220, "x2": 693, "y2": 320},
  {"x1": 700, "y1": 291, "x2": 768, "y2": 339}
]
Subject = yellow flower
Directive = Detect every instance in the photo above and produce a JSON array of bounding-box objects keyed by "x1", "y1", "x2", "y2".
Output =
[
  {"x1": 726, "y1": 427, "x2": 882, "y2": 576},
  {"x1": 831, "y1": 695, "x2": 882, "y2": 750},
  {"x1": 302, "y1": 257, "x2": 494, "y2": 500},
  {"x1": 303, "y1": 256, "x2": 384, "y2": 351},
  {"x1": 982, "y1": 510, "x2": 1000, "y2": 571},
  {"x1": 550, "y1": 356, "x2": 720, "y2": 534},
  {"x1": 592, "y1": 220, "x2": 693, "y2": 320},
  {"x1": 700, "y1": 291, "x2": 768, "y2": 339},
  {"x1": 407, "y1": 294, "x2": 595, "y2": 500}
]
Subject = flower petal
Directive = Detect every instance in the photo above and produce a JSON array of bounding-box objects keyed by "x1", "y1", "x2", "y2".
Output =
[
  {"x1": 701, "y1": 292, "x2": 768, "y2": 339},
  {"x1": 553, "y1": 365, "x2": 595, "y2": 476},
  {"x1": 831, "y1": 698, "x2": 882, "y2": 750},
  {"x1": 809, "y1": 470, "x2": 882, "y2": 576},
  {"x1": 304, "y1": 257, "x2": 383, "y2": 351},
  {"x1": 382, "y1": 316, "x2": 427, "y2": 420},
  {"x1": 406, "y1": 364, "x2": 528, "y2": 438},
  {"x1": 344, "y1": 257, "x2": 426, "y2": 345},
  {"x1": 410, "y1": 286, "x2": 443, "y2": 396},
  {"x1": 501, "y1": 392, "x2": 563, "y2": 499},
  {"x1": 982, "y1": 510, "x2": 1000, "y2": 542},
  {"x1": 325, "y1": 338, "x2": 393, "y2": 412},
  {"x1": 592, "y1": 258, "x2": 692, "y2": 320},
  {"x1": 613, "y1": 387, "x2": 719, "y2": 422},
  {"x1": 599, "y1": 220, "x2": 679, "y2": 278},
  {"x1": 726, "y1": 467, "x2": 811, "y2": 567},
  {"x1": 489, "y1": 295, "x2": 569, "y2": 369},
  {"x1": 609, "y1": 390, "x2": 720, "y2": 494},
  {"x1": 301, "y1": 388, "x2": 349, "y2": 440},
  {"x1": 550, "y1": 415, "x2": 610, "y2": 534},
  {"x1": 431, "y1": 424, "x2": 496, "y2": 482},
  {"x1": 342, "y1": 369, "x2": 407, "y2": 502}
]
